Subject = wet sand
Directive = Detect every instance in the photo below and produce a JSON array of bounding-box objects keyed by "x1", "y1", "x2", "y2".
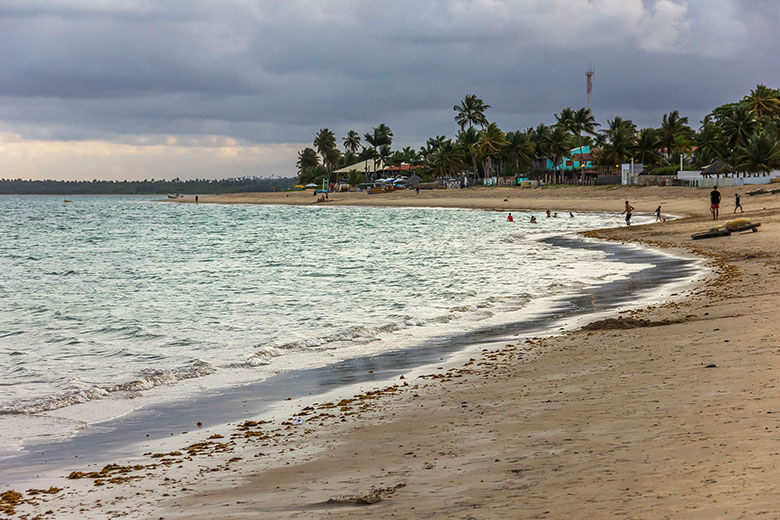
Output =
[{"x1": 6, "y1": 185, "x2": 780, "y2": 518}]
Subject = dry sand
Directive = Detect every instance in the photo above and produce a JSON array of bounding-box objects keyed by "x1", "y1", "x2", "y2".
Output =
[
  {"x1": 170, "y1": 184, "x2": 763, "y2": 217},
  {"x1": 7, "y1": 185, "x2": 780, "y2": 519}
]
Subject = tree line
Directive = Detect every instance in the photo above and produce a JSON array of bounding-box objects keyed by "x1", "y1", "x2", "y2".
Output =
[
  {"x1": 0, "y1": 176, "x2": 298, "y2": 195},
  {"x1": 297, "y1": 85, "x2": 780, "y2": 185}
]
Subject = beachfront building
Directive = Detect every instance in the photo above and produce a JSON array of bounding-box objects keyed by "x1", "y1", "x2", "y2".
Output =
[
  {"x1": 380, "y1": 164, "x2": 425, "y2": 176},
  {"x1": 545, "y1": 145, "x2": 595, "y2": 172},
  {"x1": 334, "y1": 159, "x2": 385, "y2": 180},
  {"x1": 677, "y1": 163, "x2": 780, "y2": 187}
]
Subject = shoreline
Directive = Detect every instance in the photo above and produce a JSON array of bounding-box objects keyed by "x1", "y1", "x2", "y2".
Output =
[
  {"x1": 163, "y1": 184, "x2": 737, "y2": 218},
  {"x1": 4, "y1": 186, "x2": 780, "y2": 518},
  {"x1": 0, "y1": 233, "x2": 701, "y2": 485},
  {"x1": 0, "y1": 207, "x2": 652, "y2": 453}
]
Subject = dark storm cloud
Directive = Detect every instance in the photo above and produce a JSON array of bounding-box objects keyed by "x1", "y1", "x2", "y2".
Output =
[{"x1": 1, "y1": 0, "x2": 779, "y2": 148}]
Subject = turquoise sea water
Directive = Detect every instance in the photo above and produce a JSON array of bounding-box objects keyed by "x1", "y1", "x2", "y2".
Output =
[{"x1": 0, "y1": 195, "x2": 656, "y2": 452}]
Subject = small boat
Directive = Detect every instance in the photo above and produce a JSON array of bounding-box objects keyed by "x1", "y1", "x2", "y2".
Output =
[
  {"x1": 167, "y1": 193, "x2": 182, "y2": 199},
  {"x1": 64, "y1": 200, "x2": 72, "y2": 203}
]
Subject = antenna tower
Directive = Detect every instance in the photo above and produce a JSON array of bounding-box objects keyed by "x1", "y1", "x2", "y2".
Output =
[{"x1": 586, "y1": 65, "x2": 594, "y2": 110}]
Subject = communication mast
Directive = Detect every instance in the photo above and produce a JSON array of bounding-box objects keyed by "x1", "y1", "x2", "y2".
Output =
[{"x1": 586, "y1": 65, "x2": 594, "y2": 111}]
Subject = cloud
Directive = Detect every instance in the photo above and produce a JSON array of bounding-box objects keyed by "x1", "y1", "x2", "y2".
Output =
[{"x1": 0, "y1": 0, "x2": 777, "y2": 179}]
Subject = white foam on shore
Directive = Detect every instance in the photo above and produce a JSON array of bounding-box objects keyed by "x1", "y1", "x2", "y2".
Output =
[
  {"x1": 0, "y1": 233, "x2": 709, "y2": 498},
  {"x1": 0, "y1": 209, "x2": 692, "y2": 469}
]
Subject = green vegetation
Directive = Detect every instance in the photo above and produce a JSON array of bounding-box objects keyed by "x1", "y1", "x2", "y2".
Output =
[
  {"x1": 0, "y1": 177, "x2": 297, "y2": 195},
  {"x1": 298, "y1": 85, "x2": 780, "y2": 185}
]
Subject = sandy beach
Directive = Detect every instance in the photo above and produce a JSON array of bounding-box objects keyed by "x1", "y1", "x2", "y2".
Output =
[
  {"x1": 173, "y1": 185, "x2": 738, "y2": 217},
  {"x1": 5, "y1": 185, "x2": 780, "y2": 519}
]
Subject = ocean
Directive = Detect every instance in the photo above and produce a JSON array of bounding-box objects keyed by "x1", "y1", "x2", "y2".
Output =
[{"x1": 0, "y1": 195, "x2": 699, "y2": 469}]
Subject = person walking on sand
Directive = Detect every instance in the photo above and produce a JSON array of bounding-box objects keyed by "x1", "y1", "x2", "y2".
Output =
[
  {"x1": 621, "y1": 200, "x2": 634, "y2": 226},
  {"x1": 710, "y1": 186, "x2": 721, "y2": 220},
  {"x1": 654, "y1": 205, "x2": 662, "y2": 222},
  {"x1": 507, "y1": 213, "x2": 514, "y2": 222},
  {"x1": 734, "y1": 193, "x2": 743, "y2": 213}
]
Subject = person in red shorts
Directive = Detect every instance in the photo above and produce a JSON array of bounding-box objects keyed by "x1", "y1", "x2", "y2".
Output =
[{"x1": 710, "y1": 186, "x2": 721, "y2": 220}]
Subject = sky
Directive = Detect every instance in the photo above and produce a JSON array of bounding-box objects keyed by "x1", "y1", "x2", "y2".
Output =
[{"x1": 0, "y1": 0, "x2": 778, "y2": 181}]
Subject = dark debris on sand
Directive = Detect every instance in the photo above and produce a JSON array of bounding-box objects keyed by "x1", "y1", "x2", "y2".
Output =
[{"x1": 580, "y1": 316, "x2": 684, "y2": 331}]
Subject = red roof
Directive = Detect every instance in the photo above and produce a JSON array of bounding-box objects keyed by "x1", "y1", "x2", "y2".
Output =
[{"x1": 383, "y1": 164, "x2": 424, "y2": 171}]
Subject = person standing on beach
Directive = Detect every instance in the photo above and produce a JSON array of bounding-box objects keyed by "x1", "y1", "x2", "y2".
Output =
[
  {"x1": 621, "y1": 200, "x2": 634, "y2": 226},
  {"x1": 654, "y1": 205, "x2": 662, "y2": 222},
  {"x1": 195, "y1": 195, "x2": 199, "y2": 203},
  {"x1": 507, "y1": 213, "x2": 514, "y2": 222},
  {"x1": 710, "y1": 186, "x2": 721, "y2": 220},
  {"x1": 734, "y1": 193, "x2": 743, "y2": 213}
]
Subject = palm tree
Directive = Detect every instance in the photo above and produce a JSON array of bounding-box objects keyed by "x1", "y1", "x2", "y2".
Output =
[
  {"x1": 735, "y1": 131, "x2": 780, "y2": 174},
  {"x1": 591, "y1": 147, "x2": 617, "y2": 174},
  {"x1": 428, "y1": 140, "x2": 467, "y2": 179},
  {"x1": 574, "y1": 108, "x2": 599, "y2": 137},
  {"x1": 695, "y1": 122, "x2": 727, "y2": 166},
  {"x1": 598, "y1": 117, "x2": 638, "y2": 175},
  {"x1": 744, "y1": 84, "x2": 780, "y2": 119},
  {"x1": 554, "y1": 107, "x2": 577, "y2": 133},
  {"x1": 457, "y1": 127, "x2": 481, "y2": 179},
  {"x1": 313, "y1": 128, "x2": 336, "y2": 160},
  {"x1": 504, "y1": 131, "x2": 535, "y2": 175},
  {"x1": 528, "y1": 124, "x2": 552, "y2": 171},
  {"x1": 719, "y1": 104, "x2": 758, "y2": 150},
  {"x1": 660, "y1": 110, "x2": 691, "y2": 159},
  {"x1": 343, "y1": 130, "x2": 361, "y2": 154},
  {"x1": 377, "y1": 144, "x2": 392, "y2": 169},
  {"x1": 296, "y1": 147, "x2": 320, "y2": 172},
  {"x1": 671, "y1": 135, "x2": 693, "y2": 169},
  {"x1": 547, "y1": 126, "x2": 573, "y2": 183},
  {"x1": 313, "y1": 128, "x2": 336, "y2": 183},
  {"x1": 340, "y1": 150, "x2": 358, "y2": 168},
  {"x1": 474, "y1": 123, "x2": 507, "y2": 181},
  {"x1": 391, "y1": 146, "x2": 420, "y2": 166},
  {"x1": 606, "y1": 116, "x2": 637, "y2": 136},
  {"x1": 363, "y1": 124, "x2": 394, "y2": 170},
  {"x1": 572, "y1": 107, "x2": 599, "y2": 181},
  {"x1": 453, "y1": 94, "x2": 490, "y2": 131},
  {"x1": 325, "y1": 148, "x2": 341, "y2": 178},
  {"x1": 419, "y1": 135, "x2": 447, "y2": 160},
  {"x1": 375, "y1": 123, "x2": 394, "y2": 147},
  {"x1": 631, "y1": 128, "x2": 663, "y2": 166},
  {"x1": 603, "y1": 124, "x2": 636, "y2": 170}
]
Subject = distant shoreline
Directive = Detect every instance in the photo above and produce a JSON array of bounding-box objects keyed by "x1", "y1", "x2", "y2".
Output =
[{"x1": 164, "y1": 184, "x2": 721, "y2": 218}]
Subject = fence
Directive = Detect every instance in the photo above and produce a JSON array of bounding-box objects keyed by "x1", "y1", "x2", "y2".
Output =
[{"x1": 678, "y1": 170, "x2": 779, "y2": 188}]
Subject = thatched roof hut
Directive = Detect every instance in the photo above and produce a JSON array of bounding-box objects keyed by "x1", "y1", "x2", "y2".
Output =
[
  {"x1": 404, "y1": 173, "x2": 422, "y2": 186},
  {"x1": 701, "y1": 159, "x2": 733, "y2": 176}
]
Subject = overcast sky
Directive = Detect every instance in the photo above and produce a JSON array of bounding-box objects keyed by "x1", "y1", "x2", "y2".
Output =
[{"x1": 0, "y1": 0, "x2": 778, "y2": 180}]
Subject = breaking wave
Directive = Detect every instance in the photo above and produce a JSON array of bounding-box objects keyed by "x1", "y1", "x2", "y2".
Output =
[
  {"x1": 243, "y1": 293, "x2": 531, "y2": 366},
  {"x1": 1, "y1": 359, "x2": 216, "y2": 415}
]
